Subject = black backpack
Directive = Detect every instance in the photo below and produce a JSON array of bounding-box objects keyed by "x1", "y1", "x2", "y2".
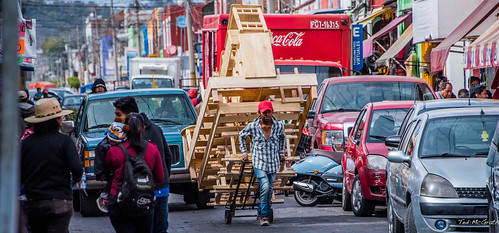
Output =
[{"x1": 116, "y1": 142, "x2": 155, "y2": 217}]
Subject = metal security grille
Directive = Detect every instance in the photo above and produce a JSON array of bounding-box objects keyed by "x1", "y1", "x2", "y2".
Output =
[
  {"x1": 455, "y1": 187, "x2": 487, "y2": 198},
  {"x1": 169, "y1": 144, "x2": 180, "y2": 165}
]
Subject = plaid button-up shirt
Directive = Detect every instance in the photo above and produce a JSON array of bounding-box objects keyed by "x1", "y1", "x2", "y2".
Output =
[{"x1": 239, "y1": 116, "x2": 286, "y2": 173}]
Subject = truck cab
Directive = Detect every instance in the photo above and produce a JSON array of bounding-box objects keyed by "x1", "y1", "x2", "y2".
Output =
[
  {"x1": 130, "y1": 75, "x2": 175, "y2": 89},
  {"x1": 70, "y1": 88, "x2": 208, "y2": 216}
]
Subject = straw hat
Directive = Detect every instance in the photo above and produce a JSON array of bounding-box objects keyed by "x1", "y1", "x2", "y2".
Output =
[{"x1": 25, "y1": 98, "x2": 73, "y2": 123}]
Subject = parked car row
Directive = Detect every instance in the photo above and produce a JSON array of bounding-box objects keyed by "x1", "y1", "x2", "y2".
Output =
[{"x1": 295, "y1": 74, "x2": 499, "y2": 232}]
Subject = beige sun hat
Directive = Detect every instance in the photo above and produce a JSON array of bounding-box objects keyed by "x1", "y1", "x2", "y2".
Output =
[{"x1": 25, "y1": 98, "x2": 73, "y2": 123}]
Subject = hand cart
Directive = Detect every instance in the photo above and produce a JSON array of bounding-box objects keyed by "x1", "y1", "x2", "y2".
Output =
[{"x1": 223, "y1": 159, "x2": 273, "y2": 224}]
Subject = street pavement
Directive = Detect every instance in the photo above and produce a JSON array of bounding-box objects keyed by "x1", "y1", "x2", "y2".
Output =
[{"x1": 69, "y1": 193, "x2": 388, "y2": 233}]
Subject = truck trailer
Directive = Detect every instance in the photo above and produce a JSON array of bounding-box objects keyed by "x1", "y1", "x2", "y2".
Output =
[{"x1": 201, "y1": 13, "x2": 351, "y2": 89}]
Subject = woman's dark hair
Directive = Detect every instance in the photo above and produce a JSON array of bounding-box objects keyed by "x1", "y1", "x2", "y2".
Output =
[
  {"x1": 468, "y1": 76, "x2": 481, "y2": 86},
  {"x1": 113, "y1": 96, "x2": 139, "y2": 115},
  {"x1": 33, "y1": 118, "x2": 60, "y2": 134},
  {"x1": 470, "y1": 85, "x2": 486, "y2": 98},
  {"x1": 125, "y1": 113, "x2": 146, "y2": 150},
  {"x1": 458, "y1": 88, "x2": 468, "y2": 96}
]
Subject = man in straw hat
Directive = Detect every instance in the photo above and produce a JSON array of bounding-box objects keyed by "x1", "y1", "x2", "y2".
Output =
[{"x1": 20, "y1": 98, "x2": 83, "y2": 232}]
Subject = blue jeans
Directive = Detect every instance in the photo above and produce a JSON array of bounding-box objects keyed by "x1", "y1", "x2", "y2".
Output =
[
  {"x1": 152, "y1": 196, "x2": 169, "y2": 233},
  {"x1": 254, "y1": 168, "x2": 276, "y2": 218}
]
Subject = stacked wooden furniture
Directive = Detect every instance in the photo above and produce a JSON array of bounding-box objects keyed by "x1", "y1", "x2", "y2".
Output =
[{"x1": 181, "y1": 5, "x2": 317, "y2": 207}]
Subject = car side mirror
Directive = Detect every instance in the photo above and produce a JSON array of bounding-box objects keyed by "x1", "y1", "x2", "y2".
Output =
[
  {"x1": 385, "y1": 135, "x2": 401, "y2": 148},
  {"x1": 307, "y1": 110, "x2": 316, "y2": 119},
  {"x1": 61, "y1": 121, "x2": 75, "y2": 134},
  {"x1": 387, "y1": 150, "x2": 411, "y2": 165},
  {"x1": 347, "y1": 127, "x2": 353, "y2": 137}
]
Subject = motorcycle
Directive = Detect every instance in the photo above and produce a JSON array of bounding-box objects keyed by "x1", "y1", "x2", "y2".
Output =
[{"x1": 291, "y1": 149, "x2": 343, "y2": 206}]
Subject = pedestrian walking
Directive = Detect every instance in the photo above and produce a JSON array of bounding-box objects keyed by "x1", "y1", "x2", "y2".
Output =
[
  {"x1": 21, "y1": 98, "x2": 83, "y2": 233},
  {"x1": 113, "y1": 96, "x2": 172, "y2": 233},
  {"x1": 435, "y1": 81, "x2": 453, "y2": 99},
  {"x1": 91, "y1": 78, "x2": 108, "y2": 93},
  {"x1": 95, "y1": 119, "x2": 129, "y2": 214},
  {"x1": 33, "y1": 87, "x2": 43, "y2": 101},
  {"x1": 470, "y1": 84, "x2": 489, "y2": 98},
  {"x1": 239, "y1": 100, "x2": 286, "y2": 226},
  {"x1": 105, "y1": 113, "x2": 164, "y2": 233},
  {"x1": 18, "y1": 90, "x2": 34, "y2": 139}
]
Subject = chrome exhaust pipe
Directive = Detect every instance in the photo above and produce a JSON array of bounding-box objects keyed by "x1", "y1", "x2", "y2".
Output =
[{"x1": 293, "y1": 181, "x2": 314, "y2": 193}]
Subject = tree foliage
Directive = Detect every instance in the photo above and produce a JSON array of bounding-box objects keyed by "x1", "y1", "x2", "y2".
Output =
[
  {"x1": 42, "y1": 37, "x2": 65, "y2": 54},
  {"x1": 67, "y1": 76, "x2": 81, "y2": 89}
]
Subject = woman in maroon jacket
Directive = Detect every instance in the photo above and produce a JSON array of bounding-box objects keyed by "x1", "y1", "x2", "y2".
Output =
[{"x1": 105, "y1": 113, "x2": 164, "y2": 233}]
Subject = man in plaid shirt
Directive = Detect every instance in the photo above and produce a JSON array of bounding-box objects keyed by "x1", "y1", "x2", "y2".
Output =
[{"x1": 239, "y1": 100, "x2": 286, "y2": 226}]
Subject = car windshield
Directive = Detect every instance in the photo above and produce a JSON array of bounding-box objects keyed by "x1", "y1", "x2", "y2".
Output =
[
  {"x1": 63, "y1": 96, "x2": 84, "y2": 106},
  {"x1": 367, "y1": 108, "x2": 409, "y2": 142},
  {"x1": 275, "y1": 65, "x2": 343, "y2": 85},
  {"x1": 420, "y1": 115, "x2": 499, "y2": 158},
  {"x1": 131, "y1": 78, "x2": 173, "y2": 89},
  {"x1": 84, "y1": 94, "x2": 196, "y2": 132},
  {"x1": 320, "y1": 82, "x2": 434, "y2": 113}
]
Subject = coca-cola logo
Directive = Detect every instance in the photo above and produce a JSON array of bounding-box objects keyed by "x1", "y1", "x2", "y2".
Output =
[{"x1": 273, "y1": 32, "x2": 305, "y2": 47}]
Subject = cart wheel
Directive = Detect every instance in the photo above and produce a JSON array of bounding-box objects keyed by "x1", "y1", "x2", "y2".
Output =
[
  {"x1": 269, "y1": 209, "x2": 274, "y2": 223},
  {"x1": 225, "y1": 209, "x2": 232, "y2": 224}
]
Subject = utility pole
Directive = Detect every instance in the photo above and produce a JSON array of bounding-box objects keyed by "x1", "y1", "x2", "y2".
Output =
[
  {"x1": 266, "y1": 0, "x2": 274, "y2": 13},
  {"x1": 185, "y1": 0, "x2": 196, "y2": 87},
  {"x1": 134, "y1": 0, "x2": 142, "y2": 57},
  {"x1": 110, "y1": 0, "x2": 120, "y2": 81},
  {"x1": 0, "y1": 0, "x2": 20, "y2": 232}
]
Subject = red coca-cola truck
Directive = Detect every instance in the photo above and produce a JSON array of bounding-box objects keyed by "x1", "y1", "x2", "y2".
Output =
[{"x1": 201, "y1": 14, "x2": 352, "y2": 88}]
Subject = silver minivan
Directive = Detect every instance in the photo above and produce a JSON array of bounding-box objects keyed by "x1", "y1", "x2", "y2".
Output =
[{"x1": 386, "y1": 107, "x2": 499, "y2": 233}]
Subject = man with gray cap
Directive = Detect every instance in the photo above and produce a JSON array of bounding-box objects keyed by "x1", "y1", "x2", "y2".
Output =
[{"x1": 18, "y1": 90, "x2": 34, "y2": 139}]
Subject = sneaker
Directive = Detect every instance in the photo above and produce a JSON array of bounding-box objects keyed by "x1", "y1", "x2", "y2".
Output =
[
  {"x1": 256, "y1": 215, "x2": 261, "y2": 222},
  {"x1": 96, "y1": 196, "x2": 108, "y2": 213},
  {"x1": 259, "y1": 217, "x2": 269, "y2": 226}
]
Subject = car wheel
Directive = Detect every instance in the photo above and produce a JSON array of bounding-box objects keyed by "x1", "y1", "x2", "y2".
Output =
[
  {"x1": 79, "y1": 189, "x2": 103, "y2": 217},
  {"x1": 351, "y1": 174, "x2": 375, "y2": 217},
  {"x1": 489, "y1": 200, "x2": 498, "y2": 233},
  {"x1": 196, "y1": 189, "x2": 214, "y2": 209},
  {"x1": 342, "y1": 177, "x2": 352, "y2": 211},
  {"x1": 388, "y1": 198, "x2": 404, "y2": 233},
  {"x1": 404, "y1": 202, "x2": 417, "y2": 233},
  {"x1": 294, "y1": 179, "x2": 319, "y2": 207}
]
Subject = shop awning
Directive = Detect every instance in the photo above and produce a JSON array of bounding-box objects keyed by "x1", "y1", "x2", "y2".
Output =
[
  {"x1": 363, "y1": 13, "x2": 412, "y2": 58},
  {"x1": 430, "y1": 0, "x2": 499, "y2": 72},
  {"x1": 375, "y1": 23, "x2": 413, "y2": 67},
  {"x1": 464, "y1": 19, "x2": 499, "y2": 69},
  {"x1": 357, "y1": 7, "x2": 394, "y2": 24}
]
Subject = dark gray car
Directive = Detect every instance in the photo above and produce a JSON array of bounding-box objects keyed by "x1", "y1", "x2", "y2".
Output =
[{"x1": 386, "y1": 107, "x2": 499, "y2": 232}]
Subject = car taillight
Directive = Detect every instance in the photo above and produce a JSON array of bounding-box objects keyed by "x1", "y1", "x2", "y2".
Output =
[{"x1": 322, "y1": 130, "x2": 344, "y2": 151}]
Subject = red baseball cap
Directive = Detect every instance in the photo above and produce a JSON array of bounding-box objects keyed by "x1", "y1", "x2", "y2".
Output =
[
  {"x1": 258, "y1": 100, "x2": 273, "y2": 112},
  {"x1": 188, "y1": 88, "x2": 198, "y2": 98}
]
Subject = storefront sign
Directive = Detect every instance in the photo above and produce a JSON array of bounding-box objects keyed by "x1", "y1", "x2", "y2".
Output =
[{"x1": 352, "y1": 24, "x2": 363, "y2": 71}]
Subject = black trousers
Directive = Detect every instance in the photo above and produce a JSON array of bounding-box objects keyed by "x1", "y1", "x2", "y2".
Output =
[
  {"x1": 25, "y1": 199, "x2": 73, "y2": 233},
  {"x1": 108, "y1": 203, "x2": 153, "y2": 233}
]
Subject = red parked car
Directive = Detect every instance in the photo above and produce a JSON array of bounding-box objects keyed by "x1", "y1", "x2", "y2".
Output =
[
  {"x1": 341, "y1": 101, "x2": 414, "y2": 216},
  {"x1": 307, "y1": 76, "x2": 435, "y2": 153}
]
